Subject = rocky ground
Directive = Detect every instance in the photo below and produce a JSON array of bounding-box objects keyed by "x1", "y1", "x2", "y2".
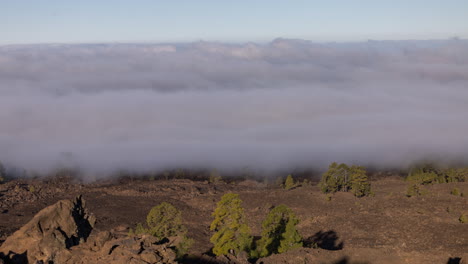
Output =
[{"x1": 0, "y1": 175, "x2": 467, "y2": 263}]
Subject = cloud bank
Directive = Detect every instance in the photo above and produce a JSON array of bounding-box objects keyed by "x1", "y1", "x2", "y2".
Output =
[{"x1": 1, "y1": 38, "x2": 468, "y2": 174}]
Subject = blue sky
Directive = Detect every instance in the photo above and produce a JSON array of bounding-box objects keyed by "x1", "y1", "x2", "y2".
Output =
[{"x1": 1, "y1": 0, "x2": 467, "y2": 44}]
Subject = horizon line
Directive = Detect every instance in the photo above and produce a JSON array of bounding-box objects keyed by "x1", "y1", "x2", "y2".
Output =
[{"x1": 1, "y1": 36, "x2": 466, "y2": 48}]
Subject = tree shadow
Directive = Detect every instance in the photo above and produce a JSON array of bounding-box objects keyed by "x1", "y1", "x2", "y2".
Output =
[
  {"x1": 447, "y1": 257, "x2": 461, "y2": 264},
  {"x1": 304, "y1": 230, "x2": 343, "y2": 250},
  {"x1": 332, "y1": 257, "x2": 370, "y2": 264}
]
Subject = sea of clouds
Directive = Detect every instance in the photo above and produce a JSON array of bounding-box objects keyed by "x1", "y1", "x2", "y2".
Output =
[{"x1": 1, "y1": 38, "x2": 467, "y2": 174}]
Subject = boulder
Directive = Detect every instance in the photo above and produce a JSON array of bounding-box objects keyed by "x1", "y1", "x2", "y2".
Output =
[{"x1": 0, "y1": 195, "x2": 95, "y2": 263}]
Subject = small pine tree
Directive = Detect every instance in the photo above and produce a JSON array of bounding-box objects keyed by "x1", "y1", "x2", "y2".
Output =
[
  {"x1": 135, "y1": 222, "x2": 146, "y2": 235},
  {"x1": 320, "y1": 162, "x2": 371, "y2": 197},
  {"x1": 278, "y1": 216, "x2": 302, "y2": 253},
  {"x1": 255, "y1": 205, "x2": 302, "y2": 258},
  {"x1": 319, "y1": 162, "x2": 350, "y2": 193},
  {"x1": 0, "y1": 161, "x2": 5, "y2": 183},
  {"x1": 284, "y1": 175, "x2": 295, "y2": 190},
  {"x1": 407, "y1": 171, "x2": 438, "y2": 185},
  {"x1": 349, "y1": 166, "x2": 371, "y2": 197},
  {"x1": 460, "y1": 213, "x2": 468, "y2": 223},
  {"x1": 210, "y1": 193, "x2": 252, "y2": 256},
  {"x1": 209, "y1": 169, "x2": 223, "y2": 183},
  {"x1": 406, "y1": 184, "x2": 420, "y2": 197},
  {"x1": 129, "y1": 202, "x2": 192, "y2": 259},
  {"x1": 445, "y1": 168, "x2": 468, "y2": 183},
  {"x1": 146, "y1": 202, "x2": 185, "y2": 240},
  {"x1": 174, "y1": 235, "x2": 194, "y2": 258},
  {"x1": 451, "y1": 188, "x2": 461, "y2": 196}
]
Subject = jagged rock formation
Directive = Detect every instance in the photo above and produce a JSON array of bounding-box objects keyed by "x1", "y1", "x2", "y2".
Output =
[
  {"x1": 0, "y1": 196, "x2": 177, "y2": 264},
  {"x1": 0, "y1": 195, "x2": 95, "y2": 263}
]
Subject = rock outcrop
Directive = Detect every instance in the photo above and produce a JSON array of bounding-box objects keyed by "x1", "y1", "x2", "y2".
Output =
[
  {"x1": 0, "y1": 196, "x2": 177, "y2": 264},
  {"x1": 0, "y1": 195, "x2": 95, "y2": 263},
  {"x1": 55, "y1": 233, "x2": 177, "y2": 264}
]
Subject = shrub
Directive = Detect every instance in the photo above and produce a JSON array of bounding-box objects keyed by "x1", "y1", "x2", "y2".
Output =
[
  {"x1": 254, "y1": 205, "x2": 302, "y2": 258},
  {"x1": 174, "y1": 235, "x2": 194, "y2": 258},
  {"x1": 135, "y1": 223, "x2": 146, "y2": 235},
  {"x1": 0, "y1": 161, "x2": 5, "y2": 183},
  {"x1": 319, "y1": 162, "x2": 350, "y2": 193},
  {"x1": 146, "y1": 202, "x2": 186, "y2": 240},
  {"x1": 451, "y1": 188, "x2": 461, "y2": 196},
  {"x1": 406, "y1": 171, "x2": 438, "y2": 185},
  {"x1": 406, "y1": 184, "x2": 421, "y2": 197},
  {"x1": 209, "y1": 169, "x2": 223, "y2": 183},
  {"x1": 459, "y1": 213, "x2": 468, "y2": 224},
  {"x1": 445, "y1": 168, "x2": 468, "y2": 182},
  {"x1": 284, "y1": 175, "x2": 295, "y2": 190},
  {"x1": 130, "y1": 202, "x2": 192, "y2": 258},
  {"x1": 407, "y1": 163, "x2": 467, "y2": 184},
  {"x1": 349, "y1": 165, "x2": 371, "y2": 197},
  {"x1": 319, "y1": 162, "x2": 371, "y2": 197},
  {"x1": 210, "y1": 193, "x2": 252, "y2": 256}
]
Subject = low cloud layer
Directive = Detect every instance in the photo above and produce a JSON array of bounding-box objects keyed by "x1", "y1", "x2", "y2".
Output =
[{"x1": 1, "y1": 38, "x2": 468, "y2": 174}]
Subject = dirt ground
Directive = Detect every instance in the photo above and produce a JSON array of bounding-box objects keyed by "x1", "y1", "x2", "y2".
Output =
[{"x1": 0, "y1": 175, "x2": 467, "y2": 264}]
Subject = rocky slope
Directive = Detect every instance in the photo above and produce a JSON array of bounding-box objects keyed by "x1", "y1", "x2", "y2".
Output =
[{"x1": 0, "y1": 196, "x2": 176, "y2": 264}]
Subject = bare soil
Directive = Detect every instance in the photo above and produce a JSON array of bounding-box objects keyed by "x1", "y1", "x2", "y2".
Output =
[{"x1": 0, "y1": 176, "x2": 467, "y2": 264}]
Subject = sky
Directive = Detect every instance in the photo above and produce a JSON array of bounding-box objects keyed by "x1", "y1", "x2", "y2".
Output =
[{"x1": 1, "y1": 0, "x2": 468, "y2": 44}]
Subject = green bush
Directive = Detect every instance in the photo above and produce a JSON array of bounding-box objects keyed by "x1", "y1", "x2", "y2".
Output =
[
  {"x1": 130, "y1": 202, "x2": 192, "y2": 258},
  {"x1": 254, "y1": 205, "x2": 302, "y2": 258},
  {"x1": 407, "y1": 163, "x2": 467, "y2": 185},
  {"x1": 406, "y1": 184, "x2": 421, "y2": 197},
  {"x1": 146, "y1": 202, "x2": 185, "y2": 239},
  {"x1": 459, "y1": 213, "x2": 468, "y2": 224},
  {"x1": 284, "y1": 175, "x2": 295, "y2": 190},
  {"x1": 444, "y1": 168, "x2": 468, "y2": 182},
  {"x1": 349, "y1": 166, "x2": 371, "y2": 197},
  {"x1": 406, "y1": 171, "x2": 438, "y2": 185},
  {"x1": 319, "y1": 162, "x2": 371, "y2": 197},
  {"x1": 135, "y1": 223, "x2": 146, "y2": 235},
  {"x1": 210, "y1": 193, "x2": 252, "y2": 256},
  {"x1": 450, "y1": 188, "x2": 461, "y2": 196},
  {"x1": 209, "y1": 169, "x2": 223, "y2": 183},
  {"x1": 0, "y1": 161, "x2": 5, "y2": 183},
  {"x1": 319, "y1": 162, "x2": 349, "y2": 193}
]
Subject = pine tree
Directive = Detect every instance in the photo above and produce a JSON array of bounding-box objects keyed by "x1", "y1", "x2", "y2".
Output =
[
  {"x1": 135, "y1": 222, "x2": 146, "y2": 234},
  {"x1": 255, "y1": 204, "x2": 302, "y2": 257},
  {"x1": 0, "y1": 161, "x2": 5, "y2": 183},
  {"x1": 444, "y1": 168, "x2": 468, "y2": 183},
  {"x1": 349, "y1": 165, "x2": 371, "y2": 197},
  {"x1": 284, "y1": 174, "x2": 295, "y2": 190},
  {"x1": 210, "y1": 193, "x2": 252, "y2": 256},
  {"x1": 319, "y1": 162, "x2": 350, "y2": 193},
  {"x1": 278, "y1": 215, "x2": 302, "y2": 253},
  {"x1": 320, "y1": 162, "x2": 371, "y2": 197},
  {"x1": 130, "y1": 202, "x2": 193, "y2": 258},
  {"x1": 146, "y1": 202, "x2": 185, "y2": 240}
]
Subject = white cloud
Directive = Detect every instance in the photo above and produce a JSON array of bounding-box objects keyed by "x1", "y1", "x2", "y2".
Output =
[{"x1": 0, "y1": 39, "x2": 467, "y2": 174}]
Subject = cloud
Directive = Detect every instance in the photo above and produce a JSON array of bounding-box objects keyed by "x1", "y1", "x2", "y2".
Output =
[{"x1": 1, "y1": 39, "x2": 468, "y2": 174}]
